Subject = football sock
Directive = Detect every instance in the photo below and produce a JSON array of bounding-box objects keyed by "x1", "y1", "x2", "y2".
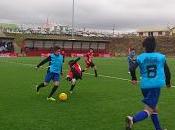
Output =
[
  {"x1": 48, "y1": 85, "x2": 58, "y2": 98},
  {"x1": 133, "y1": 110, "x2": 149, "y2": 123},
  {"x1": 70, "y1": 84, "x2": 75, "y2": 91},
  {"x1": 37, "y1": 83, "x2": 46, "y2": 92},
  {"x1": 151, "y1": 113, "x2": 162, "y2": 130},
  {"x1": 94, "y1": 69, "x2": 97, "y2": 77}
]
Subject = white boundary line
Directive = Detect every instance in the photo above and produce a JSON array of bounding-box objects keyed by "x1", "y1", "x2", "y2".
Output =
[
  {"x1": 1, "y1": 61, "x2": 35, "y2": 67},
  {"x1": 84, "y1": 72, "x2": 131, "y2": 82},
  {"x1": 1, "y1": 61, "x2": 131, "y2": 82},
  {"x1": 1, "y1": 61, "x2": 174, "y2": 87},
  {"x1": 0, "y1": 61, "x2": 49, "y2": 69}
]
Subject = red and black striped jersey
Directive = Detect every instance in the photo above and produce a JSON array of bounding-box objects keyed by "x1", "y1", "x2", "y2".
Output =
[{"x1": 85, "y1": 52, "x2": 94, "y2": 63}]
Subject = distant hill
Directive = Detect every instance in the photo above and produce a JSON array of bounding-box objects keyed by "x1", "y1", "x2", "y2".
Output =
[{"x1": 0, "y1": 23, "x2": 18, "y2": 30}]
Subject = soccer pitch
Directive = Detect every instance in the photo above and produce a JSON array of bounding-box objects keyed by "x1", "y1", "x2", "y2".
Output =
[{"x1": 0, "y1": 57, "x2": 174, "y2": 130}]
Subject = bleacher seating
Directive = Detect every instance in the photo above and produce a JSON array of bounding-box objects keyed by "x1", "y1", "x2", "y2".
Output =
[{"x1": 24, "y1": 47, "x2": 108, "y2": 57}]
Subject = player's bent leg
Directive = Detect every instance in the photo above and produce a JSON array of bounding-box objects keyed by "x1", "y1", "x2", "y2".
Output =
[
  {"x1": 71, "y1": 78, "x2": 76, "y2": 85},
  {"x1": 151, "y1": 107, "x2": 163, "y2": 130},
  {"x1": 126, "y1": 106, "x2": 151, "y2": 130},
  {"x1": 44, "y1": 82, "x2": 49, "y2": 86},
  {"x1": 54, "y1": 81, "x2": 59, "y2": 86},
  {"x1": 144, "y1": 105, "x2": 154, "y2": 114},
  {"x1": 138, "y1": 106, "x2": 165, "y2": 130},
  {"x1": 39, "y1": 72, "x2": 52, "y2": 94},
  {"x1": 69, "y1": 79, "x2": 76, "y2": 94},
  {"x1": 47, "y1": 81, "x2": 59, "y2": 101},
  {"x1": 93, "y1": 66, "x2": 98, "y2": 77},
  {"x1": 82, "y1": 67, "x2": 88, "y2": 72},
  {"x1": 47, "y1": 97, "x2": 56, "y2": 101},
  {"x1": 132, "y1": 109, "x2": 150, "y2": 123},
  {"x1": 36, "y1": 82, "x2": 48, "y2": 94},
  {"x1": 125, "y1": 116, "x2": 133, "y2": 130}
]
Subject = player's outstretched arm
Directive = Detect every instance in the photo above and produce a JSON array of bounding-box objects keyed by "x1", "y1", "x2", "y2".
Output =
[
  {"x1": 36, "y1": 56, "x2": 51, "y2": 68},
  {"x1": 71, "y1": 57, "x2": 81, "y2": 66},
  {"x1": 164, "y1": 61, "x2": 171, "y2": 88},
  {"x1": 60, "y1": 66, "x2": 64, "y2": 76},
  {"x1": 74, "y1": 57, "x2": 81, "y2": 63}
]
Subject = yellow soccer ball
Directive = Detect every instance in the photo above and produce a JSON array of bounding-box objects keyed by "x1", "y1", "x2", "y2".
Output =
[{"x1": 59, "y1": 93, "x2": 68, "y2": 101}]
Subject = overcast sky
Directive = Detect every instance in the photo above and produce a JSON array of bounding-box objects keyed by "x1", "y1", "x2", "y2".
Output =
[{"x1": 0, "y1": 0, "x2": 175, "y2": 30}]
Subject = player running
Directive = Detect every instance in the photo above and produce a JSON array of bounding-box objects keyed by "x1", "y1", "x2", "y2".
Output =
[
  {"x1": 82, "y1": 48, "x2": 98, "y2": 77},
  {"x1": 127, "y1": 48, "x2": 136, "y2": 74},
  {"x1": 35, "y1": 46, "x2": 64, "y2": 101},
  {"x1": 66, "y1": 57, "x2": 82, "y2": 94},
  {"x1": 126, "y1": 36, "x2": 171, "y2": 130}
]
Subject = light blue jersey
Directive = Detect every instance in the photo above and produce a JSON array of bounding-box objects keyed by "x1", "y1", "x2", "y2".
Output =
[
  {"x1": 137, "y1": 52, "x2": 166, "y2": 89},
  {"x1": 49, "y1": 54, "x2": 63, "y2": 74}
]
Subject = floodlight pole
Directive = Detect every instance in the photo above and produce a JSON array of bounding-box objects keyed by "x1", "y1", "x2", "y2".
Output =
[
  {"x1": 112, "y1": 24, "x2": 115, "y2": 36},
  {"x1": 71, "y1": 0, "x2": 75, "y2": 39}
]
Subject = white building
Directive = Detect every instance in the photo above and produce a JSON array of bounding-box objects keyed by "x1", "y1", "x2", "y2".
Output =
[
  {"x1": 137, "y1": 26, "x2": 170, "y2": 36},
  {"x1": 170, "y1": 27, "x2": 175, "y2": 36}
]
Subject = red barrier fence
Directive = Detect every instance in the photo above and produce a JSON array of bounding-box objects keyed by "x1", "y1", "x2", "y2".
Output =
[{"x1": 0, "y1": 52, "x2": 17, "y2": 57}]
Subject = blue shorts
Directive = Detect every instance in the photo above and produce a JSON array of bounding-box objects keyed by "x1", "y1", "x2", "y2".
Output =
[
  {"x1": 141, "y1": 88, "x2": 161, "y2": 109},
  {"x1": 44, "y1": 72, "x2": 60, "y2": 83}
]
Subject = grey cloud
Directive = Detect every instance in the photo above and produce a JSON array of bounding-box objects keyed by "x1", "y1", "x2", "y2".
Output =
[{"x1": 0, "y1": 0, "x2": 175, "y2": 30}]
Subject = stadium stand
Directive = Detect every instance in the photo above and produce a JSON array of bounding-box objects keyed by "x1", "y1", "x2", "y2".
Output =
[
  {"x1": 22, "y1": 38, "x2": 110, "y2": 57},
  {"x1": 1, "y1": 32, "x2": 175, "y2": 57}
]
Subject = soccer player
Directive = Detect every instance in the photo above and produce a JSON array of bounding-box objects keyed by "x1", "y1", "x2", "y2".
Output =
[
  {"x1": 126, "y1": 36, "x2": 171, "y2": 130},
  {"x1": 127, "y1": 48, "x2": 136, "y2": 74},
  {"x1": 66, "y1": 57, "x2": 82, "y2": 94},
  {"x1": 35, "y1": 46, "x2": 64, "y2": 101},
  {"x1": 83, "y1": 48, "x2": 98, "y2": 77}
]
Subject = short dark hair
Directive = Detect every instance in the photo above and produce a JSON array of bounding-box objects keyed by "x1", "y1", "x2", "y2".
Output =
[
  {"x1": 53, "y1": 46, "x2": 61, "y2": 51},
  {"x1": 142, "y1": 36, "x2": 156, "y2": 52},
  {"x1": 89, "y1": 48, "x2": 93, "y2": 51},
  {"x1": 131, "y1": 47, "x2": 135, "y2": 51}
]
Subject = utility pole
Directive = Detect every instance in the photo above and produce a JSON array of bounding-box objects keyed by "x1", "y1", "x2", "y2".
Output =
[
  {"x1": 112, "y1": 24, "x2": 115, "y2": 36},
  {"x1": 71, "y1": 0, "x2": 75, "y2": 39}
]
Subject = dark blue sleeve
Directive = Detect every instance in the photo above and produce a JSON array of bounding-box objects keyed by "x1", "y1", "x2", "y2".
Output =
[
  {"x1": 37, "y1": 56, "x2": 51, "y2": 67},
  {"x1": 164, "y1": 61, "x2": 171, "y2": 86}
]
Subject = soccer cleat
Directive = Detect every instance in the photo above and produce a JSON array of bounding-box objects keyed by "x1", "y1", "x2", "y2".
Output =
[
  {"x1": 128, "y1": 71, "x2": 131, "y2": 74},
  {"x1": 125, "y1": 116, "x2": 133, "y2": 130},
  {"x1": 47, "y1": 97, "x2": 56, "y2": 101},
  {"x1": 69, "y1": 91, "x2": 73, "y2": 94},
  {"x1": 35, "y1": 85, "x2": 39, "y2": 94}
]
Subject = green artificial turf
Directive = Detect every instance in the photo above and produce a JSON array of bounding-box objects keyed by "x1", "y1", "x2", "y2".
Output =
[{"x1": 0, "y1": 57, "x2": 174, "y2": 130}]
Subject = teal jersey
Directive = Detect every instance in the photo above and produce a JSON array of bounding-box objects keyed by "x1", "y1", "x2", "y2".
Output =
[
  {"x1": 137, "y1": 52, "x2": 166, "y2": 89},
  {"x1": 49, "y1": 54, "x2": 63, "y2": 74}
]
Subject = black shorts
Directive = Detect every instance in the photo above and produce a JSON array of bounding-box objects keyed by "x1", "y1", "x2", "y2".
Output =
[
  {"x1": 86, "y1": 62, "x2": 95, "y2": 68},
  {"x1": 67, "y1": 72, "x2": 82, "y2": 81}
]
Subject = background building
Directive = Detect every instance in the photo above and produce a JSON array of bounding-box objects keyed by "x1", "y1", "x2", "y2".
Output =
[{"x1": 137, "y1": 26, "x2": 170, "y2": 36}]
